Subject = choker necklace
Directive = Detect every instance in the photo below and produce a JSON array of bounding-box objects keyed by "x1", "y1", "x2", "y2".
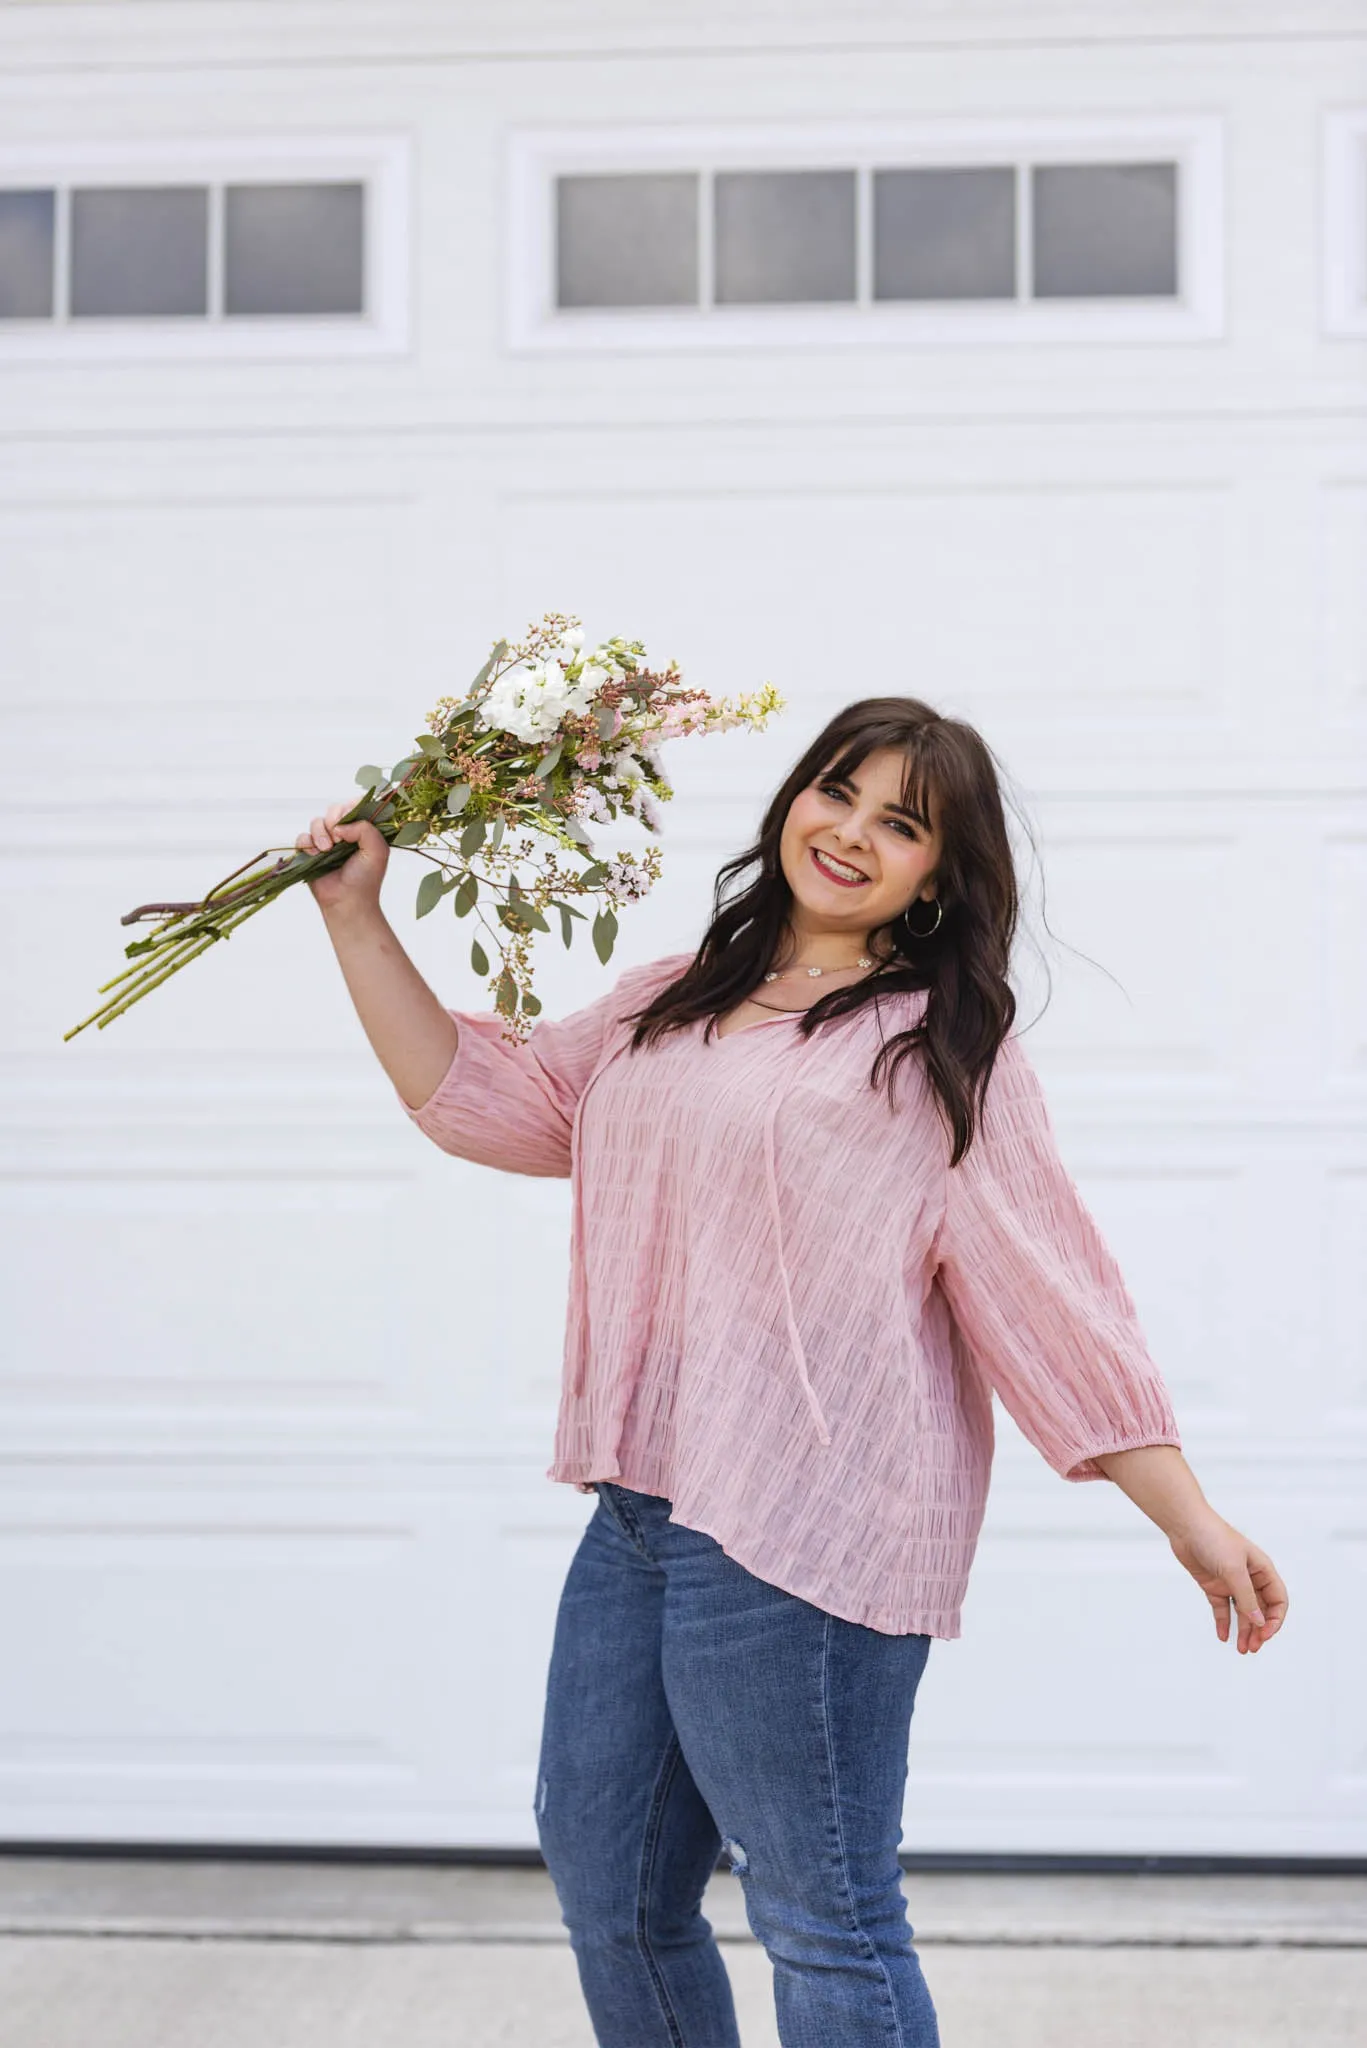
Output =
[{"x1": 763, "y1": 954, "x2": 873, "y2": 983}]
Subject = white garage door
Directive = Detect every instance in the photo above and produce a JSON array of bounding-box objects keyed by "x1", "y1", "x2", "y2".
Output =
[{"x1": 3, "y1": 3, "x2": 1365, "y2": 1858}]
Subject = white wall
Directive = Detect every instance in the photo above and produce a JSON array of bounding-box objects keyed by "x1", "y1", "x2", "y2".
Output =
[{"x1": 1, "y1": 0, "x2": 1365, "y2": 1855}]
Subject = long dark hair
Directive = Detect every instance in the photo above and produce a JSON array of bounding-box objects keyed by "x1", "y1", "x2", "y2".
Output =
[{"x1": 619, "y1": 697, "x2": 1022, "y2": 1166}]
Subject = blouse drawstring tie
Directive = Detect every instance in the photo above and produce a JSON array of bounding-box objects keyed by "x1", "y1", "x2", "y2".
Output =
[{"x1": 761, "y1": 1056, "x2": 833, "y2": 1447}]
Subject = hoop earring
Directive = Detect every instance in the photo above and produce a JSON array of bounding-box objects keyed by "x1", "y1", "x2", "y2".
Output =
[{"x1": 903, "y1": 897, "x2": 943, "y2": 938}]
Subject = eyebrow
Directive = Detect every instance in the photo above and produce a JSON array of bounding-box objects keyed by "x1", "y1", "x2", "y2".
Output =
[{"x1": 822, "y1": 770, "x2": 931, "y2": 831}]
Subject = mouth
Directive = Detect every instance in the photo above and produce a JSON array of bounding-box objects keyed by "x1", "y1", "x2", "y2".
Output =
[{"x1": 810, "y1": 847, "x2": 870, "y2": 888}]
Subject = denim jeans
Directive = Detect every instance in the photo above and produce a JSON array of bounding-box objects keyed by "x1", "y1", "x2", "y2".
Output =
[{"x1": 534, "y1": 1481, "x2": 940, "y2": 2047}]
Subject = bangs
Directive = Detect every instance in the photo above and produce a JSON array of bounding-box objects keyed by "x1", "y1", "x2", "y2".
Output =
[{"x1": 825, "y1": 736, "x2": 940, "y2": 836}]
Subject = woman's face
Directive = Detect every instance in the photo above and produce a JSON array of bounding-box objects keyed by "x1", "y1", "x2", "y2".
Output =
[{"x1": 778, "y1": 746, "x2": 943, "y2": 952}]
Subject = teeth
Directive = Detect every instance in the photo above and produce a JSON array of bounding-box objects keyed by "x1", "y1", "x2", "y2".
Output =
[{"x1": 815, "y1": 850, "x2": 866, "y2": 882}]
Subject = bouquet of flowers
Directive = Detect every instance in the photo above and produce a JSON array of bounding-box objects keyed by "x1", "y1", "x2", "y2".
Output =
[{"x1": 64, "y1": 612, "x2": 784, "y2": 1044}]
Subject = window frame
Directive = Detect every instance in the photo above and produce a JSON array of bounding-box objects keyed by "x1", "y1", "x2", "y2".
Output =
[
  {"x1": 1324, "y1": 109, "x2": 1367, "y2": 338},
  {"x1": 507, "y1": 115, "x2": 1224, "y2": 351},
  {"x1": 0, "y1": 132, "x2": 410, "y2": 360}
]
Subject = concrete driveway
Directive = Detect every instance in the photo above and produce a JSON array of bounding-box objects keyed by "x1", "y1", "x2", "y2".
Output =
[{"x1": 0, "y1": 1857, "x2": 1361, "y2": 2047}]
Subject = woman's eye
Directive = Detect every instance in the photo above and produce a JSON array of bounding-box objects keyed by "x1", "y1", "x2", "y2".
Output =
[{"x1": 819, "y1": 783, "x2": 916, "y2": 838}]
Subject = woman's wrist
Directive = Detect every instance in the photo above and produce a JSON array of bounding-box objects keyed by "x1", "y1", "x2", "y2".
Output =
[{"x1": 1091, "y1": 1444, "x2": 1214, "y2": 1542}]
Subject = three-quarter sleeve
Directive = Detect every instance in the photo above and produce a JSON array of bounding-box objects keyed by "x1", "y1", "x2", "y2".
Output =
[
  {"x1": 934, "y1": 1032, "x2": 1182, "y2": 1483},
  {"x1": 398, "y1": 953, "x2": 687, "y2": 1179}
]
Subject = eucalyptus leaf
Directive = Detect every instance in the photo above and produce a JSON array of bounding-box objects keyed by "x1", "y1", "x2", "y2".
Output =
[
  {"x1": 454, "y1": 872, "x2": 479, "y2": 917},
  {"x1": 563, "y1": 818, "x2": 593, "y2": 847},
  {"x1": 489, "y1": 816, "x2": 504, "y2": 853},
  {"x1": 557, "y1": 903, "x2": 574, "y2": 949},
  {"x1": 522, "y1": 991, "x2": 542, "y2": 1016},
  {"x1": 592, "y1": 906, "x2": 618, "y2": 966},
  {"x1": 578, "y1": 861, "x2": 609, "y2": 888},
  {"x1": 354, "y1": 765, "x2": 386, "y2": 789},
  {"x1": 460, "y1": 817, "x2": 486, "y2": 859},
  {"x1": 495, "y1": 967, "x2": 518, "y2": 1015},
  {"x1": 471, "y1": 938, "x2": 489, "y2": 976},
  {"x1": 471, "y1": 639, "x2": 509, "y2": 692},
  {"x1": 535, "y1": 741, "x2": 563, "y2": 778},
  {"x1": 597, "y1": 705, "x2": 617, "y2": 741},
  {"x1": 415, "y1": 871, "x2": 445, "y2": 919},
  {"x1": 392, "y1": 821, "x2": 428, "y2": 849},
  {"x1": 415, "y1": 735, "x2": 443, "y2": 757},
  {"x1": 445, "y1": 783, "x2": 471, "y2": 816}
]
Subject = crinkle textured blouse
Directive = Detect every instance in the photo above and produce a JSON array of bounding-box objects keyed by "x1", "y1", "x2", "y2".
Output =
[{"x1": 399, "y1": 949, "x2": 1181, "y2": 1638}]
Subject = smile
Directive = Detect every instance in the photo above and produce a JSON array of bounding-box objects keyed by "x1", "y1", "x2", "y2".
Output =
[{"x1": 811, "y1": 848, "x2": 870, "y2": 887}]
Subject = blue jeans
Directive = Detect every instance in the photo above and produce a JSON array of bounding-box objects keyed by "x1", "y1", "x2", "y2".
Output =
[{"x1": 534, "y1": 1482, "x2": 940, "y2": 2047}]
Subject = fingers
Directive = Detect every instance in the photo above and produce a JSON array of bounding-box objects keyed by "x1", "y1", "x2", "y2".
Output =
[{"x1": 297, "y1": 804, "x2": 364, "y2": 856}]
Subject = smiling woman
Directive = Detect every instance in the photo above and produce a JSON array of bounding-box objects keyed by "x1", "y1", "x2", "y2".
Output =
[{"x1": 389, "y1": 686, "x2": 1285, "y2": 2045}]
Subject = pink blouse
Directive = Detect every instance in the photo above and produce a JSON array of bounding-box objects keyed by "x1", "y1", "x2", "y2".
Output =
[{"x1": 399, "y1": 949, "x2": 1181, "y2": 1638}]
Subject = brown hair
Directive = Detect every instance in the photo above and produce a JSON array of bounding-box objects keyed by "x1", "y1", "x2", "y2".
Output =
[{"x1": 619, "y1": 696, "x2": 1022, "y2": 1165}]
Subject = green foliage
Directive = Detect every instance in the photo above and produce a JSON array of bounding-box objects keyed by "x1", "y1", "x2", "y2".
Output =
[
  {"x1": 592, "y1": 906, "x2": 618, "y2": 965},
  {"x1": 415, "y1": 871, "x2": 445, "y2": 919},
  {"x1": 445, "y1": 783, "x2": 471, "y2": 815},
  {"x1": 392, "y1": 820, "x2": 428, "y2": 849},
  {"x1": 453, "y1": 872, "x2": 479, "y2": 917},
  {"x1": 471, "y1": 938, "x2": 489, "y2": 976},
  {"x1": 355, "y1": 764, "x2": 386, "y2": 789},
  {"x1": 460, "y1": 816, "x2": 486, "y2": 859},
  {"x1": 535, "y1": 741, "x2": 563, "y2": 778}
]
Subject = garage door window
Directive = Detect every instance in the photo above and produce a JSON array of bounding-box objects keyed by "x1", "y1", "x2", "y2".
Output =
[
  {"x1": 0, "y1": 137, "x2": 408, "y2": 358},
  {"x1": 511, "y1": 117, "x2": 1222, "y2": 346}
]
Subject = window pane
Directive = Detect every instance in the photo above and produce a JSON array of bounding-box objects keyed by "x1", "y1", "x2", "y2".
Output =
[
  {"x1": 70, "y1": 186, "x2": 208, "y2": 318},
  {"x1": 873, "y1": 167, "x2": 1016, "y2": 301},
  {"x1": 556, "y1": 173, "x2": 698, "y2": 308},
  {"x1": 0, "y1": 189, "x2": 55, "y2": 318},
  {"x1": 224, "y1": 182, "x2": 365, "y2": 317},
  {"x1": 1032, "y1": 163, "x2": 1178, "y2": 298},
  {"x1": 714, "y1": 170, "x2": 856, "y2": 305}
]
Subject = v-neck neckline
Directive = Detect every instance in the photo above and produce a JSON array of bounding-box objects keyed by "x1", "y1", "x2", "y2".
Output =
[{"x1": 708, "y1": 1007, "x2": 809, "y2": 1046}]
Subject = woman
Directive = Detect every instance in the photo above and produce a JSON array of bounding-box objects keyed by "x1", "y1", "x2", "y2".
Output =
[{"x1": 299, "y1": 696, "x2": 1288, "y2": 2048}]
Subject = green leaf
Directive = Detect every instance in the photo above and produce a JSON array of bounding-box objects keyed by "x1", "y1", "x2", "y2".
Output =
[
  {"x1": 592, "y1": 906, "x2": 618, "y2": 966},
  {"x1": 471, "y1": 938, "x2": 489, "y2": 976},
  {"x1": 471, "y1": 638, "x2": 509, "y2": 691},
  {"x1": 392, "y1": 820, "x2": 428, "y2": 849},
  {"x1": 460, "y1": 816, "x2": 486, "y2": 859},
  {"x1": 562, "y1": 817, "x2": 593, "y2": 847},
  {"x1": 489, "y1": 815, "x2": 504, "y2": 853},
  {"x1": 535, "y1": 741, "x2": 563, "y2": 778},
  {"x1": 415, "y1": 735, "x2": 443, "y2": 757},
  {"x1": 454, "y1": 872, "x2": 479, "y2": 917},
  {"x1": 445, "y1": 783, "x2": 471, "y2": 816},
  {"x1": 557, "y1": 902, "x2": 574, "y2": 949},
  {"x1": 522, "y1": 991, "x2": 542, "y2": 1016},
  {"x1": 355, "y1": 764, "x2": 386, "y2": 789},
  {"x1": 578, "y1": 861, "x2": 609, "y2": 888},
  {"x1": 597, "y1": 704, "x2": 617, "y2": 740},
  {"x1": 415, "y1": 870, "x2": 445, "y2": 919},
  {"x1": 390, "y1": 756, "x2": 421, "y2": 781},
  {"x1": 495, "y1": 966, "x2": 518, "y2": 1015}
]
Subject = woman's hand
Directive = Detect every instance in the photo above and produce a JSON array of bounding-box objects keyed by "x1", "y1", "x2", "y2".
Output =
[
  {"x1": 1167, "y1": 1512, "x2": 1289, "y2": 1654},
  {"x1": 295, "y1": 800, "x2": 390, "y2": 919}
]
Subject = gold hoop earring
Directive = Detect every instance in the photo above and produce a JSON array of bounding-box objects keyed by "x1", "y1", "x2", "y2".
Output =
[{"x1": 904, "y1": 898, "x2": 943, "y2": 938}]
